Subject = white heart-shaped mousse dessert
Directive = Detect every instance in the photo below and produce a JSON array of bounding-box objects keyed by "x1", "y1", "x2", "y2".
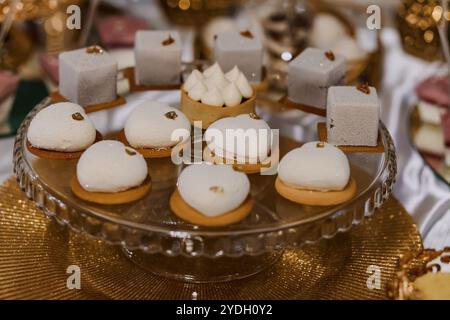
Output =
[
  {"x1": 124, "y1": 101, "x2": 191, "y2": 148},
  {"x1": 278, "y1": 142, "x2": 350, "y2": 192},
  {"x1": 204, "y1": 114, "x2": 272, "y2": 163},
  {"x1": 27, "y1": 102, "x2": 96, "y2": 152},
  {"x1": 77, "y1": 140, "x2": 148, "y2": 193},
  {"x1": 177, "y1": 163, "x2": 250, "y2": 217}
]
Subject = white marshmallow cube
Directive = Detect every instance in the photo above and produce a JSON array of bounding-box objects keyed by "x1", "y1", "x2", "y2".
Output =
[
  {"x1": 214, "y1": 31, "x2": 263, "y2": 83},
  {"x1": 59, "y1": 47, "x2": 118, "y2": 106},
  {"x1": 134, "y1": 30, "x2": 181, "y2": 85},
  {"x1": 327, "y1": 86, "x2": 380, "y2": 147},
  {"x1": 288, "y1": 48, "x2": 346, "y2": 109}
]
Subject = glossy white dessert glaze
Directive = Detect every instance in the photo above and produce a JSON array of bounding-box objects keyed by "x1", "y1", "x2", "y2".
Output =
[
  {"x1": 124, "y1": 101, "x2": 191, "y2": 148},
  {"x1": 27, "y1": 102, "x2": 96, "y2": 152},
  {"x1": 204, "y1": 114, "x2": 272, "y2": 163},
  {"x1": 278, "y1": 142, "x2": 350, "y2": 192},
  {"x1": 77, "y1": 140, "x2": 148, "y2": 193},
  {"x1": 177, "y1": 163, "x2": 250, "y2": 217}
]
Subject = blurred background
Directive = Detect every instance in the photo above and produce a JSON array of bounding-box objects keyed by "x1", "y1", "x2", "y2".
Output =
[{"x1": 0, "y1": 0, "x2": 449, "y2": 247}]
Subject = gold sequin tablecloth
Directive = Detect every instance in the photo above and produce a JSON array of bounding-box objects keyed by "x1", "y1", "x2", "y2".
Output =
[{"x1": 0, "y1": 177, "x2": 422, "y2": 300}]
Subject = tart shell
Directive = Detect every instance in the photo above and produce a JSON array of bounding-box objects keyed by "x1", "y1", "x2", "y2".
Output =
[
  {"x1": 275, "y1": 177, "x2": 357, "y2": 206},
  {"x1": 169, "y1": 189, "x2": 253, "y2": 227},
  {"x1": 180, "y1": 89, "x2": 256, "y2": 129},
  {"x1": 26, "y1": 131, "x2": 103, "y2": 160},
  {"x1": 71, "y1": 175, "x2": 152, "y2": 205}
]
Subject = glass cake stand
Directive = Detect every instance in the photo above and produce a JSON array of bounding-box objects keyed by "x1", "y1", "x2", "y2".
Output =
[{"x1": 13, "y1": 89, "x2": 397, "y2": 283}]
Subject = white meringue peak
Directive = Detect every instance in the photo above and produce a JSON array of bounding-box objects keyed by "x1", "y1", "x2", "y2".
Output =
[
  {"x1": 203, "y1": 62, "x2": 222, "y2": 78},
  {"x1": 201, "y1": 88, "x2": 224, "y2": 106},
  {"x1": 206, "y1": 68, "x2": 229, "y2": 90},
  {"x1": 235, "y1": 72, "x2": 253, "y2": 98},
  {"x1": 183, "y1": 69, "x2": 204, "y2": 91},
  {"x1": 184, "y1": 64, "x2": 253, "y2": 107},
  {"x1": 188, "y1": 79, "x2": 208, "y2": 101},
  {"x1": 225, "y1": 65, "x2": 241, "y2": 82},
  {"x1": 222, "y1": 82, "x2": 242, "y2": 107}
]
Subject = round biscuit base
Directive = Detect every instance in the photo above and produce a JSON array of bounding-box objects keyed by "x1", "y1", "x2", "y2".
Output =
[
  {"x1": 203, "y1": 147, "x2": 270, "y2": 174},
  {"x1": 117, "y1": 130, "x2": 175, "y2": 159},
  {"x1": 275, "y1": 177, "x2": 357, "y2": 206},
  {"x1": 26, "y1": 131, "x2": 103, "y2": 160},
  {"x1": 169, "y1": 189, "x2": 253, "y2": 227},
  {"x1": 71, "y1": 175, "x2": 152, "y2": 205}
]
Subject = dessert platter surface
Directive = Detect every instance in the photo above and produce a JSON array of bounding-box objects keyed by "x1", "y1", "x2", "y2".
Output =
[
  {"x1": 14, "y1": 84, "x2": 396, "y2": 258},
  {"x1": 14, "y1": 27, "x2": 395, "y2": 265}
]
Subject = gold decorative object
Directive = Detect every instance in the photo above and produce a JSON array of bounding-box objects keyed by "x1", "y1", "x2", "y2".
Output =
[
  {"x1": 0, "y1": 25, "x2": 32, "y2": 70},
  {"x1": 397, "y1": 0, "x2": 450, "y2": 61},
  {"x1": 159, "y1": 0, "x2": 239, "y2": 26},
  {"x1": 0, "y1": 1, "x2": 83, "y2": 69},
  {"x1": 0, "y1": 177, "x2": 422, "y2": 299},
  {"x1": 388, "y1": 247, "x2": 450, "y2": 300},
  {"x1": 0, "y1": 0, "x2": 81, "y2": 23},
  {"x1": 85, "y1": 45, "x2": 104, "y2": 54}
]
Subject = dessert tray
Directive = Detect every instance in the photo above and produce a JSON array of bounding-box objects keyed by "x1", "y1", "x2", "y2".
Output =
[{"x1": 14, "y1": 66, "x2": 397, "y2": 283}]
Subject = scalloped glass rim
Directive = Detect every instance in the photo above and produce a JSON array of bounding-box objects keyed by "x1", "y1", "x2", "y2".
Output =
[{"x1": 14, "y1": 97, "x2": 397, "y2": 241}]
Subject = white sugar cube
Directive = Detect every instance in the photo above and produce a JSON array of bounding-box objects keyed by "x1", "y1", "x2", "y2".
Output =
[
  {"x1": 288, "y1": 48, "x2": 346, "y2": 109},
  {"x1": 327, "y1": 86, "x2": 380, "y2": 146},
  {"x1": 59, "y1": 47, "x2": 118, "y2": 106},
  {"x1": 134, "y1": 30, "x2": 181, "y2": 85},
  {"x1": 214, "y1": 31, "x2": 263, "y2": 83}
]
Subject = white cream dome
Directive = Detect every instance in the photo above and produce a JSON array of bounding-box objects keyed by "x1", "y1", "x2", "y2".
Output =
[
  {"x1": 278, "y1": 142, "x2": 350, "y2": 191},
  {"x1": 27, "y1": 102, "x2": 96, "y2": 152},
  {"x1": 77, "y1": 140, "x2": 148, "y2": 193},
  {"x1": 177, "y1": 163, "x2": 250, "y2": 217},
  {"x1": 204, "y1": 114, "x2": 271, "y2": 163},
  {"x1": 124, "y1": 101, "x2": 191, "y2": 148}
]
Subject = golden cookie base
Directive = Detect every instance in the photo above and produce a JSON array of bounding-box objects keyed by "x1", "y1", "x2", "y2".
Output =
[
  {"x1": 180, "y1": 89, "x2": 256, "y2": 129},
  {"x1": 203, "y1": 147, "x2": 270, "y2": 174},
  {"x1": 117, "y1": 129, "x2": 174, "y2": 158},
  {"x1": 317, "y1": 122, "x2": 385, "y2": 153},
  {"x1": 275, "y1": 177, "x2": 357, "y2": 206},
  {"x1": 50, "y1": 91, "x2": 126, "y2": 113},
  {"x1": 123, "y1": 67, "x2": 182, "y2": 92},
  {"x1": 278, "y1": 96, "x2": 326, "y2": 117},
  {"x1": 26, "y1": 131, "x2": 103, "y2": 160},
  {"x1": 169, "y1": 189, "x2": 253, "y2": 227},
  {"x1": 71, "y1": 175, "x2": 152, "y2": 205}
]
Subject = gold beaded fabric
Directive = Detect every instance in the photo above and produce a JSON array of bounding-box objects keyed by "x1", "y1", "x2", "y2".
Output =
[{"x1": 0, "y1": 177, "x2": 422, "y2": 300}]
